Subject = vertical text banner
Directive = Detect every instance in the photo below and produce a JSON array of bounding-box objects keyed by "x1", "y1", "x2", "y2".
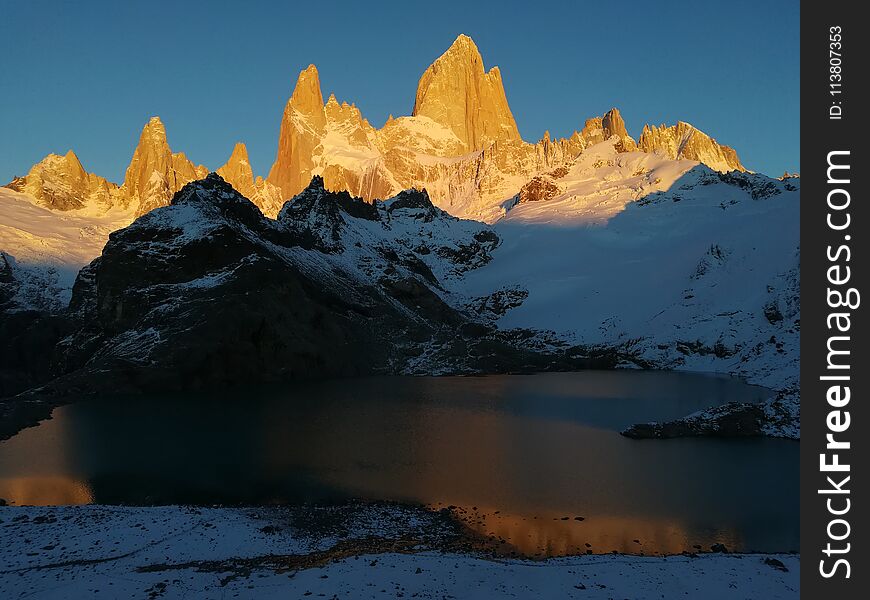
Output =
[{"x1": 801, "y1": 1, "x2": 867, "y2": 596}]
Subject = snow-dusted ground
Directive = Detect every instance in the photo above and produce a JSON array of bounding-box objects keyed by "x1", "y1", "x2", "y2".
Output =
[
  {"x1": 0, "y1": 188, "x2": 135, "y2": 309},
  {"x1": 0, "y1": 505, "x2": 799, "y2": 599}
]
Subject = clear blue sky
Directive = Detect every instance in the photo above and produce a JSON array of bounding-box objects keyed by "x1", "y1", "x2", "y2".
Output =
[{"x1": 0, "y1": 0, "x2": 799, "y2": 183}]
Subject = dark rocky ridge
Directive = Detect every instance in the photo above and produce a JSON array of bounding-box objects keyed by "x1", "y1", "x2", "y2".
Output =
[{"x1": 0, "y1": 174, "x2": 613, "y2": 440}]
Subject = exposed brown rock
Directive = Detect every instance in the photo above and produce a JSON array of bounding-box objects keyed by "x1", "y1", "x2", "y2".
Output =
[{"x1": 517, "y1": 175, "x2": 562, "y2": 204}]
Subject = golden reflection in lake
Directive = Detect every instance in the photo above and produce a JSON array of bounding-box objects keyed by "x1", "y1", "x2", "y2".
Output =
[
  {"x1": 0, "y1": 373, "x2": 797, "y2": 555},
  {"x1": 436, "y1": 505, "x2": 743, "y2": 556},
  {"x1": 0, "y1": 403, "x2": 92, "y2": 506},
  {"x1": 0, "y1": 476, "x2": 93, "y2": 505}
]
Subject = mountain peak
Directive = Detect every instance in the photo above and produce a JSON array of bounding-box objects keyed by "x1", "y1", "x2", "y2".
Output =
[
  {"x1": 5, "y1": 148, "x2": 117, "y2": 211},
  {"x1": 445, "y1": 33, "x2": 480, "y2": 57},
  {"x1": 122, "y1": 117, "x2": 205, "y2": 215},
  {"x1": 229, "y1": 142, "x2": 249, "y2": 162},
  {"x1": 137, "y1": 116, "x2": 169, "y2": 148},
  {"x1": 290, "y1": 64, "x2": 324, "y2": 115},
  {"x1": 580, "y1": 108, "x2": 637, "y2": 151},
  {"x1": 217, "y1": 142, "x2": 256, "y2": 199},
  {"x1": 412, "y1": 34, "x2": 520, "y2": 151},
  {"x1": 638, "y1": 121, "x2": 745, "y2": 172}
]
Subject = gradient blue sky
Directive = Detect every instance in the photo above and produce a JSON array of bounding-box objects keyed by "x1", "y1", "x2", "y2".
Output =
[{"x1": 0, "y1": 0, "x2": 799, "y2": 183}]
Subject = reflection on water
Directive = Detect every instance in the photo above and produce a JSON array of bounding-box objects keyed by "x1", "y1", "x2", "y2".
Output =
[
  {"x1": 0, "y1": 476, "x2": 93, "y2": 505},
  {"x1": 442, "y1": 506, "x2": 729, "y2": 556},
  {"x1": 0, "y1": 371, "x2": 797, "y2": 555}
]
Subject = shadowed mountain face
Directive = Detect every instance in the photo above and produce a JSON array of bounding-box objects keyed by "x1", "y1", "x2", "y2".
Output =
[
  {"x1": 13, "y1": 174, "x2": 601, "y2": 403},
  {"x1": 54, "y1": 174, "x2": 462, "y2": 390},
  {"x1": 0, "y1": 162, "x2": 799, "y2": 442}
]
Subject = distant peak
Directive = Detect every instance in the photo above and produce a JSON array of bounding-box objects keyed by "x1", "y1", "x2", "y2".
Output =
[
  {"x1": 139, "y1": 116, "x2": 168, "y2": 141},
  {"x1": 290, "y1": 64, "x2": 324, "y2": 114},
  {"x1": 602, "y1": 108, "x2": 628, "y2": 137},
  {"x1": 433, "y1": 34, "x2": 483, "y2": 70},
  {"x1": 412, "y1": 34, "x2": 519, "y2": 150},
  {"x1": 448, "y1": 34, "x2": 478, "y2": 52},
  {"x1": 637, "y1": 119, "x2": 745, "y2": 172},
  {"x1": 230, "y1": 142, "x2": 249, "y2": 159}
]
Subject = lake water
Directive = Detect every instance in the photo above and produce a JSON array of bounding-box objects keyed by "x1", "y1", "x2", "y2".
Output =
[{"x1": 0, "y1": 371, "x2": 798, "y2": 556}]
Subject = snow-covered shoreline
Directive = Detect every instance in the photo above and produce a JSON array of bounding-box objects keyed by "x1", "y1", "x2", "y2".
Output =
[{"x1": 0, "y1": 504, "x2": 799, "y2": 599}]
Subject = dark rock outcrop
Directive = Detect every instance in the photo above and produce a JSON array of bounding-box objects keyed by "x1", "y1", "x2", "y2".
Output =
[
  {"x1": 1, "y1": 174, "x2": 603, "y2": 416},
  {"x1": 621, "y1": 402, "x2": 765, "y2": 439},
  {"x1": 51, "y1": 174, "x2": 446, "y2": 392}
]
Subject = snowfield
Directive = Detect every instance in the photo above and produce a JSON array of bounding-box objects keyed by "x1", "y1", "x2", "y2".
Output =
[
  {"x1": 0, "y1": 188, "x2": 135, "y2": 309},
  {"x1": 458, "y1": 144, "x2": 800, "y2": 436},
  {"x1": 0, "y1": 505, "x2": 800, "y2": 599}
]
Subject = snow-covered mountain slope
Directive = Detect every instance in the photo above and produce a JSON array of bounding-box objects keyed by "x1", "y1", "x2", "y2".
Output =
[
  {"x1": 457, "y1": 153, "x2": 800, "y2": 434},
  {"x1": 0, "y1": 188, "x2": 136, "y2": 310},
  {"x1": 505, "y1": 140, "x2": 699, "y2": 225}
]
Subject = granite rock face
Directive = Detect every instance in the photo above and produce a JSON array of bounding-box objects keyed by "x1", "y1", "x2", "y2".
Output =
[
  {"x1": 122, "y1": 117, "x2": 209, "y2": 216},
  {"x1": 581, "y1": 108, "x2": 638, "y2": 152},
  {"x1": 218, "y1": 142, "x2": 284, "y2": 217},
  {"x1": 262, "y1": 37, "x2": 591, "y2": 221},
  {"x1": 5, "y1": 151, "x2": 120, "y2": 211},
  {"x1": 412, "y1": 34, "x2": 521, "y2": 152},
  {"x1": 638, "y1": 121, "x2": 744, "y2": 173},
  {"x1": 6, "y1": 35, "x2": 747, "y2": 225}
]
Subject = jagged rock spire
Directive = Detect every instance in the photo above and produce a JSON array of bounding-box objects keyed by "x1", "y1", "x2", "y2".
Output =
[
  {"x1": 5, "y1": 150, "x2": 119, "y2": 211},
  {"x1": 217, "y1": 142, "x2": 256, "y2": 199},
  {"x1": 122, "y1": 117, "x2": 208, "y2": 215},
  {"x1": 638, "y1": 121, "x2": 744, "y2": 172},
  {"x1": 289, "y1": 64, "x2": 326, "y2": 126},
  {"x1": 580, "y1": 108, "x2": 637, "y2": 151},
  {"x1": 412, "y1": 34, "x2": 521, "y2": 151},
  {"x1": 267, "y1": 65, "x2": 328, "y2": 199}
]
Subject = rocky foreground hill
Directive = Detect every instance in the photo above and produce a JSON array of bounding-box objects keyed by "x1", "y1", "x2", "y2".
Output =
[{"x1": 0, "y1": 173, "x2": 624, "y2": 439}]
